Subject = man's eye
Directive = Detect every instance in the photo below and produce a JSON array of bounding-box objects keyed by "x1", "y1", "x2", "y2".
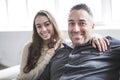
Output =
[
  {"x1": 79, "y1": 22, "x2": 86, "y2": 26},
  {"x1": 69, "y1": 22, "x2": 75, "y2": 26}
]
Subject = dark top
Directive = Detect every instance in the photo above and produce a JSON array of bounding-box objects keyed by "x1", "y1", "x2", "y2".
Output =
[{"x1": 38, "y1": 36, "x2": 120, "y2": 80}]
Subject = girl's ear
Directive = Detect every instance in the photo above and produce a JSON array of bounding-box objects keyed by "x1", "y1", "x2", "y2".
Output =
[{"x1": 92, "y1": 23, "x2": 95, "y2": 29}]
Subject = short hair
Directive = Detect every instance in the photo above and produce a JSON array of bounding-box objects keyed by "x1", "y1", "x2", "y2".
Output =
[{"x1": 70, "y1": 3, "x2": 93, "y2": 18}]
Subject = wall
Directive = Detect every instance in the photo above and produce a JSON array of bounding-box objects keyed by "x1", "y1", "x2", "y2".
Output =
[
  {"x1": 0, "y1": 29, "x2": 120, "y2": 67},
  {"x1": 0, "y1": 31, "x2": 32, "y2": 67}
]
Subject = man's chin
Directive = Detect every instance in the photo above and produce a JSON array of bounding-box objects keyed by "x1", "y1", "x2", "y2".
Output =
[{"x1": 74, "y1": 39, "x2": 85, "y2": 44}]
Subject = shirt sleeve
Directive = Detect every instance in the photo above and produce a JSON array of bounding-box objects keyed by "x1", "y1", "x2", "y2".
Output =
[
  {"x1": 16, "y1": 42, "x2": 53, "y2": 80},
  {"x1": 37, "y1": 62, "x2": 51, "y2": 80}
]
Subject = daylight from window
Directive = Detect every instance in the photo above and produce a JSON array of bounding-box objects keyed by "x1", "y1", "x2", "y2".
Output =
[{"x1": 0, "y1": 0, "x2": 120, "y2": 31}]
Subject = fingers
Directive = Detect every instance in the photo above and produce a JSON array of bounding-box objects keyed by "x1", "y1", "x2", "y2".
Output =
[
  {"x1": 92, "y1": 37, "x2": 109, "y2": 52},
  {"x1": 103, "y1": 37, "x2": 110, "y2": 45},
  {"x1": 92, "y1": 38, "x2": 102, "y2": 51},
  {"x1": 47, "y1": 48, "x2": 55, "y2": 56},
  {"x1": 99, "y1": 38, "x2": 107, "y2": 51}
]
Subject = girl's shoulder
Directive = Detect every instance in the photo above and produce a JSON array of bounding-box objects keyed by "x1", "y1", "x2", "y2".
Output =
[{"x1": 23, "y1": 41, "x2": 32, "y2": 49}]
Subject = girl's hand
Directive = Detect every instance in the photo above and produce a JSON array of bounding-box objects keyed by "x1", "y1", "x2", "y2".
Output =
[
  {"x1": 47, "y1": 48, "x2": 55, "y2": 56},
  {"x1": 92, "y1": 34, "x2": 109, "y2": 51}
]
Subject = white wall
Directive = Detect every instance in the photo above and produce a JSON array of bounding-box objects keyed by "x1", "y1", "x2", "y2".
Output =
[
  {"x1": 0, "y1": 31, "x2": 32, "y2": 67},
  {"x1": 0, "y1": 29, "x2": 120, "y2": 67}
]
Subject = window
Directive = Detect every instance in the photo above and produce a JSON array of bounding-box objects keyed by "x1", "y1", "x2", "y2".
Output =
[
  {"x1": 26, "y1": 0, "x2": 56, "y2": 30},
  {"x1": 0, "y1": 0, "x2": 55, "y2": 31},
  {"x1": 0, "y1": 0, "x2": 120, "y2": 31},
  {"x1": 111, "y1": 0, "x2": 120, "y2": 25},
  {"x1": 56, "y1": 0, "x2": 120, "y2": 30},
  {"x1": 0, "y1": 0, "x2": 8, "y2": 28}
]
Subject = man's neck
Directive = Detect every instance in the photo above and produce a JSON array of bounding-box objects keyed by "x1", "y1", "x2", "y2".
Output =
[{"x1": 72, "y1": 40, "x2": 92, "y2": 48}]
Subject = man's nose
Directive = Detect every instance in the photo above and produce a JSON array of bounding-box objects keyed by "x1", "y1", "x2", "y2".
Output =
[{"x1": 73, "y1": 24, "x2": 80, "y2": 32}]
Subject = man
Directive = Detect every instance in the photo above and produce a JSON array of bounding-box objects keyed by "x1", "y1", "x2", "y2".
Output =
[{"x1": 39, "y1": 3, "x2": 120, "y2": 80}]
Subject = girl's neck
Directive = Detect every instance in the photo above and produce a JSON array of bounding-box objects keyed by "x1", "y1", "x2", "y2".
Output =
[{"x1": 43, "y1": 44, "x2": 48, "y2": 48}]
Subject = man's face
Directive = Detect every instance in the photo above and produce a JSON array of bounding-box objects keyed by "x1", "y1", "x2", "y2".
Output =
[{"x1": 68, "y1": 9, "x2": 94, "y2": 48}]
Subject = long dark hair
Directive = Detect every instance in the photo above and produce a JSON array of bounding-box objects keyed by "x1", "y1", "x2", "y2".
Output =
[{"x1": 23, "y1": 10, "x2": 64, "y2": 73}]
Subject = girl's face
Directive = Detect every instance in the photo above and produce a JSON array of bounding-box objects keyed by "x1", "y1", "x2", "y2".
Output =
[{"x1": 35, "y1": 15, "x2": 54, "y2": 43}]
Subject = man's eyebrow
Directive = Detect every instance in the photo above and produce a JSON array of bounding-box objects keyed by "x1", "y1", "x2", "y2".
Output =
[
  {"x1": 79, "y1": 19, "x2": 86, "y2": 22},
  {"x1": 68, "y1": 19, "x2": 74, "y2": 22},
  {"x1": 68, "y1": 19, "x2": 86, "y2": 22}
]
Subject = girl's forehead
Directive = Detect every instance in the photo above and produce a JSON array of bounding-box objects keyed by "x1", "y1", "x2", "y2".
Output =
[{"x1": 35, "y1": 16, "x2": 49, "y2": 24}]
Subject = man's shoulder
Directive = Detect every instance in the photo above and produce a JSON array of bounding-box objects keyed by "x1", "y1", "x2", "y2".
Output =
[
  {"x1": 106, "y1": 36, "x2": 120, "y2": 44},
  {"x1": 105, "y1": 36, "x2": 120, "y2": 50}
]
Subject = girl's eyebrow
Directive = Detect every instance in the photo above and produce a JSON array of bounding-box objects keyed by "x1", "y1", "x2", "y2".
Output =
[
  {"x1": 35, "y1": 21, "x2": 50, "y2": 25},
  {"x1": 44, "y1": 21, "x2": 50, "y2": 23}
]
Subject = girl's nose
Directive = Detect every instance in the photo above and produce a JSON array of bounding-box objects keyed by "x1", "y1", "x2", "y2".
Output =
[{"x1": 42, "y1": 26, "x2": 47, "y2": 31}]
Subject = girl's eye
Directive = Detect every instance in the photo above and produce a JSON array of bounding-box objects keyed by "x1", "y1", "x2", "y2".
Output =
[
  {"x1": 44, "y1": 23, "x2": 50, "y2": 27},
  {"x1": 36, "y1": 25, "x2": 41, "y2": 28},
  {"x1": 44, "y1": 21, "x2": 51, "y2": 27}
]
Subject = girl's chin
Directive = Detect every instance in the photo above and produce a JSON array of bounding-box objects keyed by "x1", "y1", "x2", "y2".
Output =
[{"x1": 43, "y1": 37, "x2": 51, "y2": 41}]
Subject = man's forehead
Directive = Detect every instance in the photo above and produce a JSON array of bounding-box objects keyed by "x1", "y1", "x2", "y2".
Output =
[
  {"x1": 68, "y1": 18, "x2": 87, "y2": 22},
  {"x1": 69, "y1": 10, "x2": 90, "y2": 19}
]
